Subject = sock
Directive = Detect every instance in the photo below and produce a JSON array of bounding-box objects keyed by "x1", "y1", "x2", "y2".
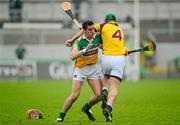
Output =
[
  {"x1": 59, "y1": 112, "x2": 66, "y2": 118},
  {"x1": 83, "y1": 103, "x2": 92, "y2": 110},
  {"x1": 102, "y1": 87, "x2": 108, "y2": 91},
  {"x1": 106, "y1": 104, "x2": 112, "y2": 112}
]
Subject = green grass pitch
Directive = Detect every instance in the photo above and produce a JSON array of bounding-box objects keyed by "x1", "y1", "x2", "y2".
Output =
[{"x1": 0, "y1": 79, "x2": 180, "y2": 125}]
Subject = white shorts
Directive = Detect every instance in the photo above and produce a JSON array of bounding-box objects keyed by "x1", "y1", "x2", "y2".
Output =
[
  {"x1": 73, "y1": 64, "x2": 101, "y2": 81},
  {"x1": 101, "y1": 55, "x2": 125, "y2": 80},
  {"x1": 16, "y1": 59, "x2": 26, "y2": 67}
]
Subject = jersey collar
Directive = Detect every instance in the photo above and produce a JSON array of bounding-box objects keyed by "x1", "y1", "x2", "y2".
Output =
[
  {"x1": 82, "y1": 33, "x2": 96, "y2": 43},
  {"x1": 108, "y1": 21, "x2": 118, "y2": 26}
]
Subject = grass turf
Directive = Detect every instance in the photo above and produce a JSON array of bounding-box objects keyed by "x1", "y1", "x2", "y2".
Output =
[{"x1": 0, "y1": 79, "x2": 180, "y2": 125}]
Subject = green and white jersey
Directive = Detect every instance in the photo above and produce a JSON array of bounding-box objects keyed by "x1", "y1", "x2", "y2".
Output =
[
  {"x1": 75, "y1": 33, "x2": 102, "y2": 68},
  {"x1": 15, "y1": 46, "x2": 26, "y2": 60}
]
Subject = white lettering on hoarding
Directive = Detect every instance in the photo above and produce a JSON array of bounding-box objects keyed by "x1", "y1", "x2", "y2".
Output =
[
  {"x1": 49, "y1": 62, "x2": 72, "y2": 80},
  {"x1": 0, "y1": 66, "x2": 33, "y2": 77}
]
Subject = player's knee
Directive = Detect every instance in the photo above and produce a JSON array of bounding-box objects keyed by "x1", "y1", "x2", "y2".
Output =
[
  {"x1": 70, "y1": 93, "x2": 80, "y2": 101},
  {"x1": 109, "y1": 92, "x2": 118, "y2": 99}
]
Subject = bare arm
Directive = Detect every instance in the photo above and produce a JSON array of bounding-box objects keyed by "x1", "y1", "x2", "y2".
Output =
[
  {"x1": 70, "y1": 43, "x2": 92, "y2": 60},
  {"x1": 65, "y1": 30, "x2": 84, "y2": 47}
]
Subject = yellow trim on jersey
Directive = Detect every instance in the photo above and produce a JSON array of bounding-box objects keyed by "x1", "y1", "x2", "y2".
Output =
[
  {"x1": 74, "y1": 33, "x2": 101, "y2": 68},
  {"x1": 75, "y1": 54, "x2": 98, "y2": 68},
  {"x1": 94, "y1": 23, "x2": 125, "y2": 55}
]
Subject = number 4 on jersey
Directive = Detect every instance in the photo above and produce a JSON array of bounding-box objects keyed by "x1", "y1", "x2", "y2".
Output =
[{"x1": 112, "y1": 30, "x2": 122, "y2": 40}]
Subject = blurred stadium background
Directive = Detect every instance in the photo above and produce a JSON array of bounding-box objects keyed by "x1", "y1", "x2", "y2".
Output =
[{"x1": 0, "y1": 0, "x2": 180, "y2": 80}]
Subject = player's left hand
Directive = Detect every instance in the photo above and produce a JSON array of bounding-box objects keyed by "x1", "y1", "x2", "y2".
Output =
[
  {"x1": 82, "y1": 43, "x2": 93, "y2": 54},
  {"x1": 86, "y1": 43, "x2": 93, "y2": 51}
]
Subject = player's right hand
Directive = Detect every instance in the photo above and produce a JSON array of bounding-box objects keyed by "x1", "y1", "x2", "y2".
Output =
[{"x1": 65, "y1": 39, "x2": 74, "y2": 47}]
